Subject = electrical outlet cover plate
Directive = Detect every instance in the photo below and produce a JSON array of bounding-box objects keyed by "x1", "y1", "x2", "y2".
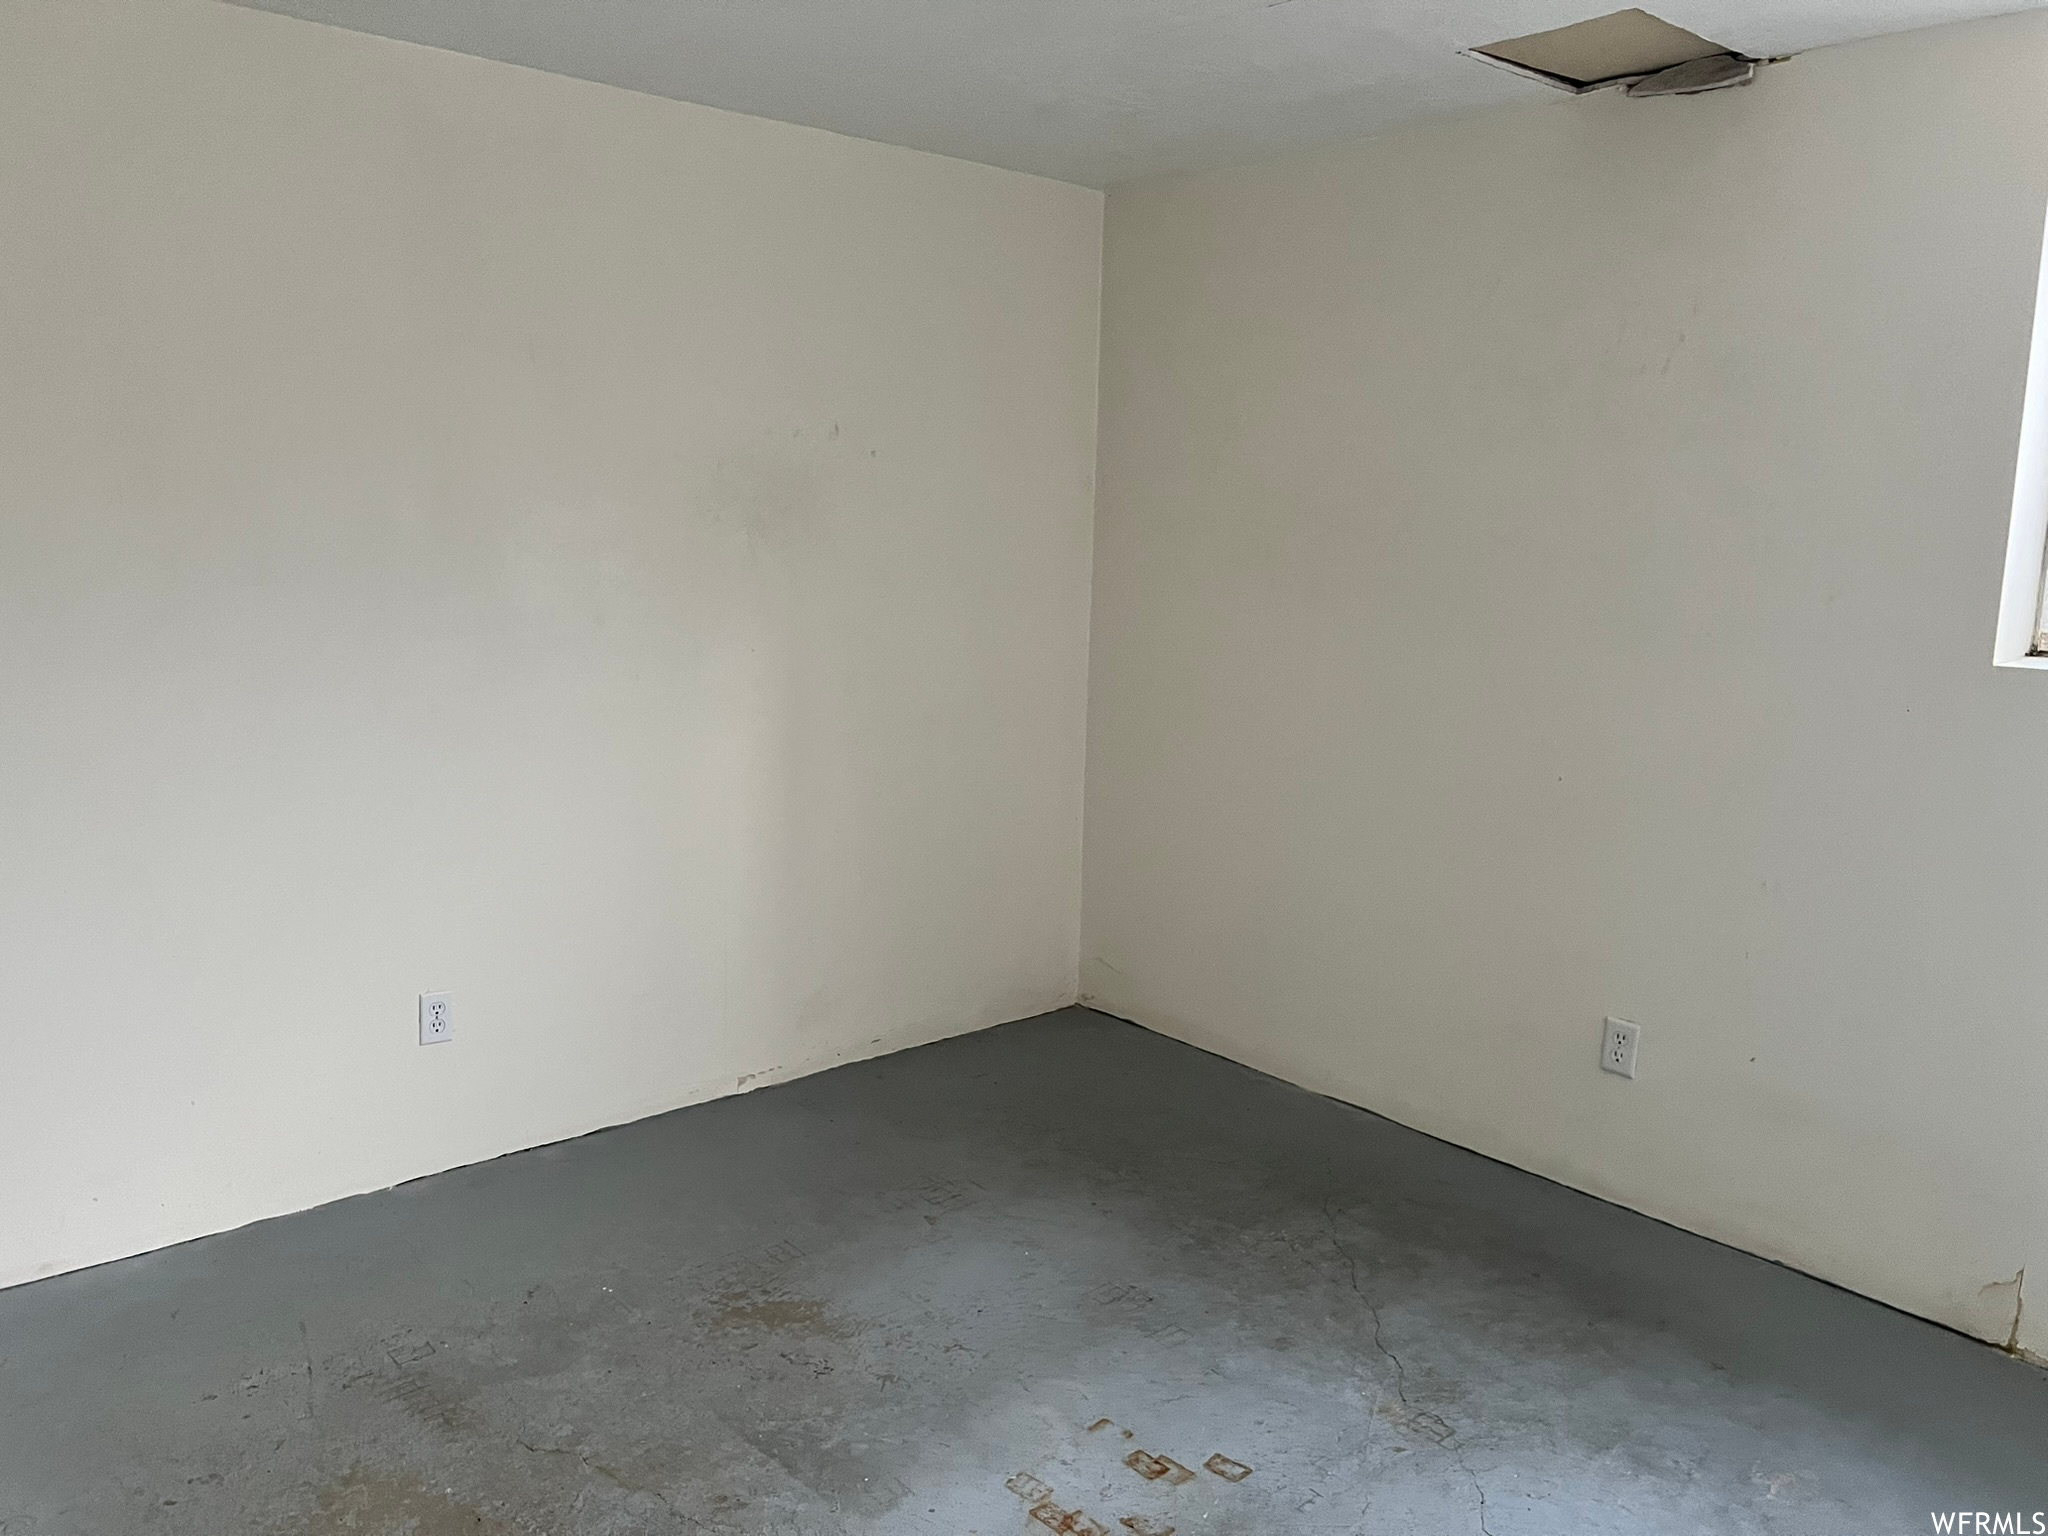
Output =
[
  {"x1": 419, "y1": 992, "x2": 453, "y2": 1046},
  {"x1": 1601, "y1": 1016, "x2": 1639, "y2": 1078}
]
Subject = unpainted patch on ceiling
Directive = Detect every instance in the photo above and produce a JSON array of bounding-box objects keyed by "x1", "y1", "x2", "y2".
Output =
[{"x1": 1471, "y1": 8, "x2": 1730, "y2": 89}]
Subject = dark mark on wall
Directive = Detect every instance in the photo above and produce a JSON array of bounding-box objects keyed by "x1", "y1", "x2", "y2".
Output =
[
  {"x1": 1203, "y1": 1453, "x2": 1252, "y2": 1482},
  {"x1": 1119, "y1": 1519, "x2": 1175, "y2": 1536}
]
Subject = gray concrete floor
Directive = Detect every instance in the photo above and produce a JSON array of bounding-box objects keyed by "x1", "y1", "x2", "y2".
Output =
[{"x1": 2, "y1": 1007, "x2": 2043, "y2": 1535}]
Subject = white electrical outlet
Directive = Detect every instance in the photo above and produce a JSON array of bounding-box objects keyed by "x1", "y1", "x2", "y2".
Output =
[
  {"x1": 1601, "y1": 1017, "x2": 1639, "y2": 1079},
  {"x1": 419, "y1": 992, "x2": 453, "y2": 1046}
]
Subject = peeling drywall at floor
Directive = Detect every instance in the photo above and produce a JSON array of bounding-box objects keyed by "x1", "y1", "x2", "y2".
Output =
[{"x1": 1983, "y1": 1269, "x2": 2042, "y2": 1364}]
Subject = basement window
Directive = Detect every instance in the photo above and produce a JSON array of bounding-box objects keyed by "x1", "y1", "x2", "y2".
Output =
[{"x1": 1993, "y1": 196, "x2": 2048, "y2": 668}]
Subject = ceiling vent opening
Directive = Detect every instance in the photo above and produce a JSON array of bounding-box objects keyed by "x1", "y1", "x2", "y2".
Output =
[{"x1": 1466, "y1": 8, "x2": 1759, "y2": 96}]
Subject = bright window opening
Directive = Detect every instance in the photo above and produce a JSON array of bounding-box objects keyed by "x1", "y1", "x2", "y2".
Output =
[{"x1": 1992, "y1": 196, "x2": 2048, "y2": 668}]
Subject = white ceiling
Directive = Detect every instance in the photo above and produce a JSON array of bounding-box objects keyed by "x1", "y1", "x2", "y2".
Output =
[{"x1": 223, "y1": 0, "x2": 2040, "y2": 185}]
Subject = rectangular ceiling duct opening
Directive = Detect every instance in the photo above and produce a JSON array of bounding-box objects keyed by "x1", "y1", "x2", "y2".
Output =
[{"x1": 1470, "y1": 8, "x2": 1733, "y2": 91}]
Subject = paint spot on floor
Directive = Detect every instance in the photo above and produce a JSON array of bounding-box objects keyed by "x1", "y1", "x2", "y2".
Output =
[
  {"x1": 295, "y1": 1468, "x2": 511, "y2": 1536},
  {"x1": 707, "y1": 1293, "x2": 849, "y2": 1338},
  {"x1": 1030, "y1": 1500, "x2": 1110, "y2": 1534},
  {"x1": 1122, "y1": 1450, "x2": 1194, "y2": 1484}
]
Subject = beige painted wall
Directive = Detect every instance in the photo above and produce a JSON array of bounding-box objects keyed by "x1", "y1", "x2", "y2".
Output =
[
  {"x1": 0, "y1": 0, "x2": 1101, "y2": 1289},
  {"x1": 1084, "y1": 11, "x2": 2048, "y2": 1355}
]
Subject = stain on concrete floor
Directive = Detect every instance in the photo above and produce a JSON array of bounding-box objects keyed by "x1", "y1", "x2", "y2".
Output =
[
  {"x1": 295, "y1": 1468, "x2": 514, "y2": 1536},
  {"x1": 707, "y1": 1292, "x2": 852, "y2": 1339},
  {"x1": 0, "y1": 1007, "x2": 2043, "y2": 1535}
]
